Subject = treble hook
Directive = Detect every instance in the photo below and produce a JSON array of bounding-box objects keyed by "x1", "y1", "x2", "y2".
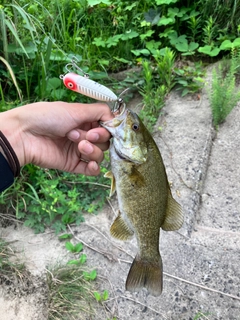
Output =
[{"x1": 64, "y1": 57, "x2": 89, "y2": 78}]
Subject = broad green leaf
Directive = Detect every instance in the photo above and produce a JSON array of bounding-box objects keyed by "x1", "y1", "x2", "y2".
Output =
[
  {"x1": 58, "y1": 233, "x2": 72, "y2": 240},
  {"x1": 65, "y1": 241, "x2": 74, "y2": 252},
  {"x1": 106, "y1": 34, "x2": 121, "y2": 47},
  {"x1": 140, "y1": 30, "x2": 155, "y2": 41},
  {"x1": 125, "y1": 3, "x2": 137, "y2": 10},
  {"x1": 51, "y1": 89, "x2": 66, "y2": 100},
  {"x1": 131, "y1": 49, "x2": 150, "y2": 56},
  {"x1": 188, "y1": 42, "x2": 199, "y2": 51},
  {"x1": 79, "y1": 254, "x2": 87, "y2": 264},
  {"x1": 198, "y1": 45, "x2": 220, "y2": 56},
  {"x1": 176, "y1": 42, "x2": 188, "y2": 52},
  {"x1": 102, "y1": 290, "x2": 109, "y2": 300},
  {"x1": 94, "y1": 291, "x2": 101, "y2": 301},
  {"x1": 92, "y1": 37, "x2": 106, "y2": 47},
  {"x1": 180, "y1": 9, "x2": 199, "y2": 21},
  {"x1": 89, "y1": 269, "x2": 97, "y2": 280},
  {"x1": 146, "y1": 40, "x2": 161, "y2": 54},
  {"x1": 233, "y1": 38, "x2": 240, "y2": 47},
  {"x1": 155, "y1": 0, "x2": 178, "y2": 4},
  {"x1": 159, "y1": 27, "x2": 175, "y2": 38},
  {"x1": 144, "y1": 8, "x2": 161, "y2": 25},
  {"x1": 98, "y1": 59, "x2": 109, "y2": 66},
  {"x1": 47, "y1": 77, "x2": 61, "y2": 90},
  {"x1": 181, "y1": 88, "x2": 189, "y2": 96},
  {"x1": 208, "y1": 48, "x2": 220, "y2": 57},
  {"x1": 220, "y1": 38, "x2": 240, "y2": 50},
  {"x1": 50, "y1": 50, "x2": 67, "y2": 61},
  {"x1": 121, "y1": 30, "x2": 139, "y2": 40},
  {"x1": 177, "y1": 34, "x2": 187, "y2": 42},
  {"x1": 83, "y1": 269, "x2": 97, "y2": 280},
  {"x1": 113, "y1": 57, "x2": 132, "y2": 64},
  {"x1": 168, "y1": 7, "x2": 179, "y2": 17},
  {"x1": 177, "y1": 79, "x2": 188, "y2": 86},
  {"x1": 87, "y1": 0, "x2": 111, "y2": 6},
  {"x1": 158, "y1": 17, "x2": 174, "y2": 26},
  {"x1": 67, "y1": 259, "x2": 79, "y2": 265},
  {"x1": 74, "y1": 242, "x2": 83, "y2": 253},
  {"x1": 219, "y1": 40, "x2": 232, "y2": 50}
]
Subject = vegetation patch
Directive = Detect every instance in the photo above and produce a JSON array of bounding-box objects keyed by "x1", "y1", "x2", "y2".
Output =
[
  {"x1": 210, "y1": 49, "x2": 240, "y2": 128},
  {"x1": 0, "y1": 164, "x2": 111, "y2": 234},
  {"x1": 0, "y1": 237, "x2": 39, "y2": 296}
]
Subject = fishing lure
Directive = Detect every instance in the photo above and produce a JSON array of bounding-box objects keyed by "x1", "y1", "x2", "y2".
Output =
[
  {"x1": 60, "y1": 57, "x2": 125, "y2": 112},
  {"x1": 60, "y1": 72, "x2": 118, "y2": 102}
]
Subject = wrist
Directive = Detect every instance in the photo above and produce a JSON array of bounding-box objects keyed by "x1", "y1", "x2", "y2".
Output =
[{"x1": 0, "y1": 108, "x2": 26, "y2": 167}]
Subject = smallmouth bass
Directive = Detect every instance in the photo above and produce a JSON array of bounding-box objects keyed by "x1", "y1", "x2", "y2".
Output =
[{"x1": 101, "y1": 108, "x2": 183, "y2": 296}]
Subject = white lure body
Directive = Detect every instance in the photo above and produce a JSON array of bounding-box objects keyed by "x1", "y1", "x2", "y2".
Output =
[{"x1": 61, "y1": 72, "x2": 118, "y2": 102}]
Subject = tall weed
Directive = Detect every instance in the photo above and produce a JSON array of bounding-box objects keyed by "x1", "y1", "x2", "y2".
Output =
[{"x1": 210, "y1": 49, "x2": 240, "y2": 128}]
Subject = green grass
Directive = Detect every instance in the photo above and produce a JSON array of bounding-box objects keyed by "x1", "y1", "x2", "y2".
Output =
[
  {"x1": 47, "y1": 264, "x2": 97, "y2": 320},
  {"x1": 0, "y1": 237, "x2": 27, "y2": 285}
]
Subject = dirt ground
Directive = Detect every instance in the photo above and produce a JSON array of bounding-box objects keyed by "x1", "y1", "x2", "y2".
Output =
[{"x1": 0, "y1": 67, "x2": 240, "y2": 320}]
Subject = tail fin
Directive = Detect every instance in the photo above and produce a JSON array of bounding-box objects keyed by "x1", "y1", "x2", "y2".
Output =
[{"x1": 126, "y1": 255, "x2": 163, "y2": 296}]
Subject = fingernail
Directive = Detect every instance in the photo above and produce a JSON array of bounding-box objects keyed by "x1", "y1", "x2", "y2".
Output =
[
  {"x1": 89, "y1": 132, "x2": 99, "y2": 142},
  {"x1": 92, "y1": 161, "x2": 98, "y2": 171},
  {"x1": 68, "y1": 130, "x2": 80, "y2": 140},
  {"x1": 83, "y1": 141, "x2": 94, "y2": 154}
]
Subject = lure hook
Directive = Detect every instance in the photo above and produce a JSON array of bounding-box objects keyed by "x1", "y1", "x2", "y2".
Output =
[
  {"x1": 71, "y1": 57, "x2": 89, "y2": 78},
  {"x1": 112, "y1": 88, "x2": 130, "y2": 113},
  {"x1": 61, "y1": 57, "x2": 89, "y2": 78}
]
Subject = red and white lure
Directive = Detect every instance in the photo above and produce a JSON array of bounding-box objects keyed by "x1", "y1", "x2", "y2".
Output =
[
  {"x1": 61, "y1": 72, "x2": 118, "y2": 102},
  {"x1": 60, "y1": 57, "x2": 125, "y2": 112}
]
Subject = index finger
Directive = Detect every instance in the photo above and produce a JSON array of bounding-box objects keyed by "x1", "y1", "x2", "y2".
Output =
[{"x1": 70, "y1": 103, "x2": 114, "y2": 124}]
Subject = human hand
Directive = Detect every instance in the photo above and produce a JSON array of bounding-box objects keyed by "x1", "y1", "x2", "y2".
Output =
[{"x1": 1, "y1": 101, "x2": 114, "y2": 176}]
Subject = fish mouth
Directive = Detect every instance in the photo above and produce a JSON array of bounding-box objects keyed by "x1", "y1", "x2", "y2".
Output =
[
  {"x1": 100, "y1": 107, "x2": 128, "y2": 130},
  {"x1": 114, "y1": 144, "x2": 145, "y2": 164},
  {"x1": 114, "y1": 146, "x2": 128, "y2": 161}
]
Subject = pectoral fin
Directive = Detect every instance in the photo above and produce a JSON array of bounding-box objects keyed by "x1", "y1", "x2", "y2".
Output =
[
  {"x1": 104, "y1": 171, "x2": 116, "y2": 197},
  {"x1": 110, "y1": 211, "x2": 134, "y2": 240},
  {"x1": 161, "y1": 185, "x2": 184, "y2": 231}
]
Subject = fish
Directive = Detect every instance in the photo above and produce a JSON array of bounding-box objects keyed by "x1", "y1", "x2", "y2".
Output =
[{"x1": 101, "y1": 108, "x2": 183, "y2": 296}]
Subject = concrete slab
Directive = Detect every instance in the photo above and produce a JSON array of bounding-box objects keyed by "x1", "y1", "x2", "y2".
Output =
[{"x1": 197, "y1": 102, "x2": 240, "y2": 231}]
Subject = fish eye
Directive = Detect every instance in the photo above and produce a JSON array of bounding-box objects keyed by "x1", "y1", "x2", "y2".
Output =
[{"x1": 132, "y1": 123, "x2": 139, "y2": 131}]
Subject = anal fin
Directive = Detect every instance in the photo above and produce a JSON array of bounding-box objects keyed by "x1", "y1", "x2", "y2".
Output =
[
  {"x1": 104, "y1": 171, "x2": 116, "y2": 197},
  {"x1": 110, "y1": 212, "x2": 134, "y2": 240},
  {"x1": 161, "y1": 185, "x2": 184, "y2": 231}
]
